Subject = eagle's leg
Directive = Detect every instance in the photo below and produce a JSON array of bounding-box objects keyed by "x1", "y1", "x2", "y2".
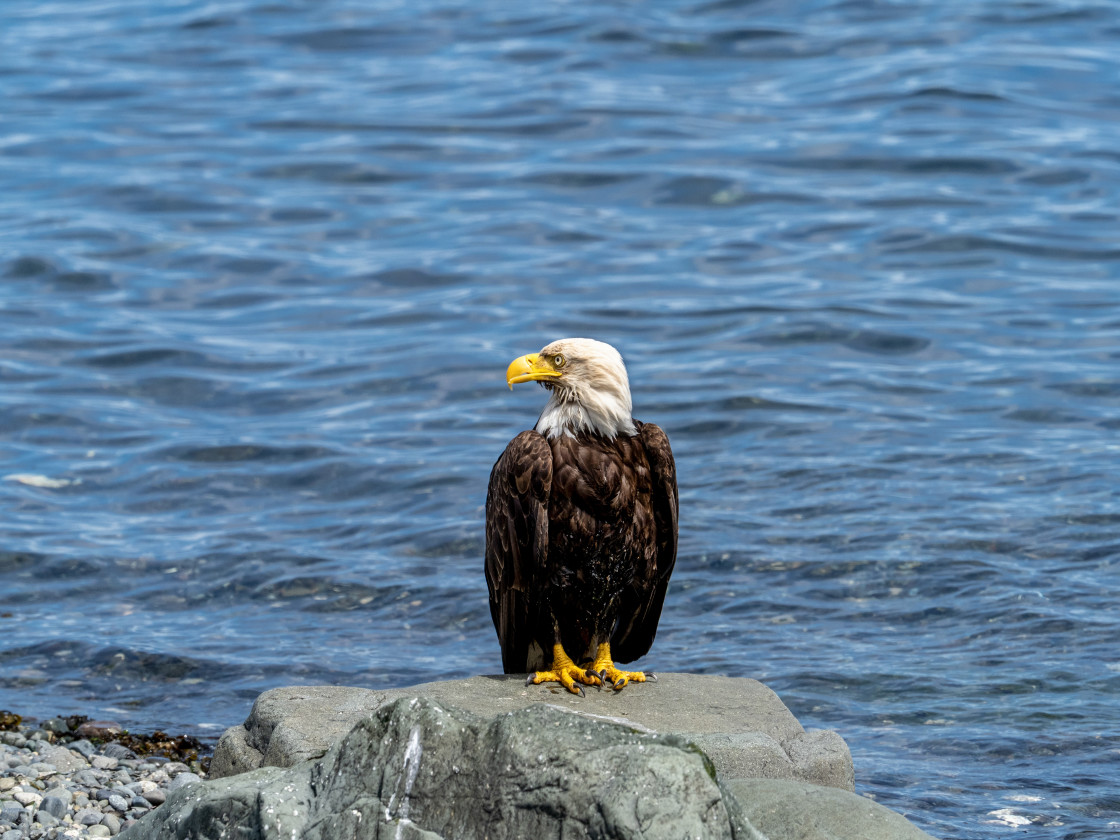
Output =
[
  {"x1": 526, "y1": 643, "x2": 603, "y2": 696},
  {"x1": 589, "y1": 642, "x2": 649, "y2": 690}
]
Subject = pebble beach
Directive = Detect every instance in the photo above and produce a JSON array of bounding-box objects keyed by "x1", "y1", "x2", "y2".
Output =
[{"x1": 0, "y1": 714, "x2": 207, "y2": 839}]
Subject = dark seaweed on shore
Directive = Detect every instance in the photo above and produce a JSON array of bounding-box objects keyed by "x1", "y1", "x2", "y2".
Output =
[{"x1": 2, "y1": 709, "x2": 212, "y2": 773}]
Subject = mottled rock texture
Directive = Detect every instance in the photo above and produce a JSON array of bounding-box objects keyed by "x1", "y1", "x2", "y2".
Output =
[
  {"x1": 125, "y1": 697, "x2": 743, "y2": 840},
  {"x1": 210, "y1": 673, "x2": 854, "y2": 792}
]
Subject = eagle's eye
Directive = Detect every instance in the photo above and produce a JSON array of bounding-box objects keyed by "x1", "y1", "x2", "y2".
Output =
[{"x1": 553, "y1": 354, "x2": 565, "y2": 368}]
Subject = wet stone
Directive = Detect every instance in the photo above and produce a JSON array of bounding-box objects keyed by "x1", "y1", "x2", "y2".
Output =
[
  {"x1": 77, "y1": 808, "x2": 104, "y2": 825},
  {"x1": 32, "y1": 810, "x2": 56, "y2": 827},
  {"x1": 140, "y1": 788, "x2": 165, "y2": 805},
  {"x1": 101, "y1": 744, "x2": 136, "y2": 761},
  {"x1": 38, "y1": 793, "x2": 69, "y2": 818},
  {"x1": 72, "y1": 770, "x2": 101, "y2": 787},
  {"x1": 75, "y1": 722, "x2": 123, "y2": 741},
  {"x1": 70, "y1": 740, "x2": 97, "y2": 759},
  {"x1": 107, "y1": 795, "x2": 128, "y2": 812}
]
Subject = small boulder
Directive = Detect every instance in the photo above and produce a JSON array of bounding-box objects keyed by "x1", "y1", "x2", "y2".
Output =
[{"x1": 122, "y1": 697, "x2": 738, "y2": 840}]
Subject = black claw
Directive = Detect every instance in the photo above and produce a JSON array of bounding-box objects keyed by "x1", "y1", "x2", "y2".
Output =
[
  {"x1": 613, "y1": 677, "x2": 627, "y2": 689},
  {"x1": 574, "y1": 685, "x2": 585, "y2": 698},
  {"x1": 645, "y1": 672, "x2": 657, "y2": 682},
  {"x1": 525, "y1": 674, "x2": 535, "y2": 686},
  {"x1": 585, "y1": 669, "x2": 602, "y2": 684}
]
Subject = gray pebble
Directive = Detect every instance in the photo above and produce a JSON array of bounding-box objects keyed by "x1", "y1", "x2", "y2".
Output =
[
  {"x1": 106, "y1": 795, "x2": 128, "y2": 812},
  {"x1": 87, "y1": 826, "x2": 111, "y2": 838},
  {"x1": 166, "y1": 772, "x2": 201, "y2": 792},
  {"x1": 1, "y1": 831, "x2": 21, "y2": 840},
  {"x1": 101, "y1": 744, "x2": 136, "y2": 761},
  {"x1": 32, "y1": 810, "x2": 56, "y2": 827},
  {"x1": 0, "y1": 804, "x2": 21, "y2": 824},
  {"x1": 130, "y1": 795, "x2": 151, "y2": 810},
  {"x1": 101, "y1": 813, "x2": 121, "y2": 834},
  {"x1": 77, "y1": 808, "x2": 104, "y2": 825},
  {"x1": 38, "y1": 794, "x2": 69, "y2": 819},
  {"x1": 89, "y1": 756, "x2": 117, "y2": 771},
  {"x1": 72, "y1": 769, "x2": 101, "y2": 787},
  {"x1": 69, "y1": 740, "x2": 96, "y2": 759},
  {"x1": 141, "y1": 788, "x2": 165, "y2": 805}
]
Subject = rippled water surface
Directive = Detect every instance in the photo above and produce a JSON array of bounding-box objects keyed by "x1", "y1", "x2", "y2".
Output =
[{"x1": 3, "y1": 1, "x2": 1119, "y2": 837}]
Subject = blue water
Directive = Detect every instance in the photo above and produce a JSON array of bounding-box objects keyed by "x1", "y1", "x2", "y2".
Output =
[{"x1": 2, "y1": 1, "x2": 1119, "y2": 836}]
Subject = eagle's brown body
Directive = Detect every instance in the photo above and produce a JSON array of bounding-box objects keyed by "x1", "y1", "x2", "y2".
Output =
[{"x1": 485, "y1": 419, "x2": 678, "y2": 674}]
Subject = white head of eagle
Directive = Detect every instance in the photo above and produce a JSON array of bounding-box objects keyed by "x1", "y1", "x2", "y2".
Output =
[{"x1": 505, "y1": 337, "x2": 637, "y2": 440}]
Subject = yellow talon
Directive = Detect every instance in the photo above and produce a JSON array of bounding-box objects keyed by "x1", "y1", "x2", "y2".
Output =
[
  {"x1": 589, "y1": 642, "x2": 647, "y2": 691},
  {"x1": 527, "y1": 644, "x2": 603, "y2": 695}
]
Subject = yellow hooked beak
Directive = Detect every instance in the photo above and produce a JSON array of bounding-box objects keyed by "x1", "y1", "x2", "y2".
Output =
[{"x1": 506, "y1": 353, "x2": 563, "y2": 389}]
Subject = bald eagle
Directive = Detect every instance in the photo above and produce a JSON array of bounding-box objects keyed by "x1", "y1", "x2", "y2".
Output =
[{"x1": 485, "y1": 338, "x2": 678, "y2": 695}]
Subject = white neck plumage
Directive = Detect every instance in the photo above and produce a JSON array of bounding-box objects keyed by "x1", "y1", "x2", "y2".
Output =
[{"x1": 535, "y1": 374, "x2": 637, "y2": 441}]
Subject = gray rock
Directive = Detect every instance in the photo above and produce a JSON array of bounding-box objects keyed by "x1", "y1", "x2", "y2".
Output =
[
  {"x1": 123, "y1": 696, "x2": 739, "y2": 840},
  {"x1": 77, "y1": 808, "x2": 105, "y2": 826},
  {"x1": 36, "y1": 746, "x2": 87, "y2": 775},
  {"x1": 724, "y1": 779, "x2": 937, "y2": 840},
  {"x1": 73, "y1": 769, "x2": 103, "y2": 787},
  {"x1": 165, "y1": 772, "x2": 200, "y2": 793},
  {"x1": 139, "y1": 789, "x2": 164, "y2": 806},
  {"x1": 70, "y1": 739, "x2": 97, "y2": 759},
  {"x1": 102, "y1": 744, "x2": 137, "y2": 761},
  {"x1": 101, "y1": 814, "x2": 122, "y2": 835},
  {"x1": 32, "y1": 810, "x2": 56, "y2": 827},
  {"x1": 88, "y1": 826, "x2": 112, "y2": 838},
  {"x1": 0, "y1": 803, "x2": 21, "y2": 824},
  {"x1": 210, "y1": 674, "x2": 853, "y2": 791},
  {"x1": 38, "y1": 791, "x2": 70, "y2": 818},
  {"x1": 1, "y1": 830, "x2": 21, "y2": 840},
  {"x1": 107, "y1": 795, "x2": 129, "y2": 812}
]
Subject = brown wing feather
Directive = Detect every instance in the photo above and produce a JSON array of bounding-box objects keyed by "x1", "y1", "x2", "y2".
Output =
[
  {"x1": 611, "y1": 421, "x2": 678, "y2": 663},
  {"x1": 485, "y1": 430, "x2": 552, "y2": 673}
]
